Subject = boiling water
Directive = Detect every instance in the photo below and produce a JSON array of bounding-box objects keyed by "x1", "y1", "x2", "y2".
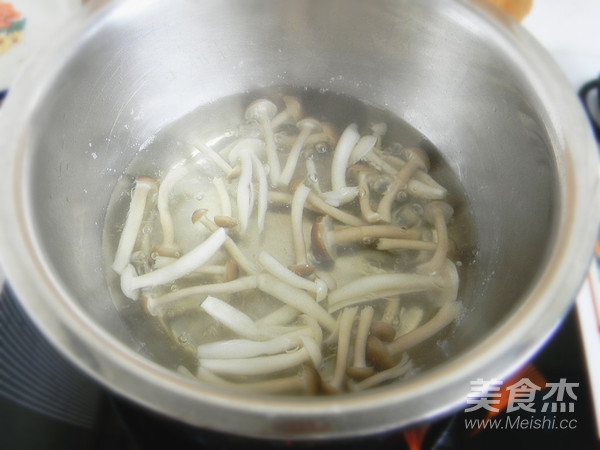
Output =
[{"x1": 102, "y1": 89, "x2": 476, "y2": 390}]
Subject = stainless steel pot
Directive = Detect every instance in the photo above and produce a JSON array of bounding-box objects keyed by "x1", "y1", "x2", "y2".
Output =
[{"x1": 0, "y1": 0, "x2": 598, "y2": 440}]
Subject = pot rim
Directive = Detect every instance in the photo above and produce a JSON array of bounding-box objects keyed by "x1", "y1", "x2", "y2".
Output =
[{"x1": 0, "y1": 0, "x2": 598, "y2": 440}]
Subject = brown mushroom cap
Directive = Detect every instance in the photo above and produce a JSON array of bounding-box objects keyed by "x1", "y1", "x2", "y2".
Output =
[
  {"x1": 400, "y1": 147, "x2": 431, "y2": 172},
  {"x1": 347, "y1": 163, "x2": 379, "y2": 181},
  {"x1": 191, "y1": 208, "x2": 208, "y2": 224},
  {"x1": 310, "y1": 215, "x2": 335, "y2": 263},
  {"x1": 370, "y1": 320, "x2": 396, "y2": 342},
  {"x1": 287, "y1": 263, "x2": 315, "y2": 278},
  {"x1": 213, "y1": 215, "x2": 240, "y2": 228},
  {"x1": 365, "y1": 335, "x2": 396, "y2": 370}
]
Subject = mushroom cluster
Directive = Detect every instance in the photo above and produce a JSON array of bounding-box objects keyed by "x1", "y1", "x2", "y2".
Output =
[{"x1": 111, "y1": 95, "x2": 462, "y2": 396}]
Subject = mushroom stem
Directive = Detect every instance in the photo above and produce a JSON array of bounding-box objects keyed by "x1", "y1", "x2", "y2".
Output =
[
  {"x1": 112, "y1": 176, "x2": 158, "y2": 274},
  {"x1": 329, "y1": 306, "x2": 358, "y2": 391},
  {"x1": 232, "y1": 148, "x2": 253, "y2": 234},
  {"x1": 324, "y1": 123, "x2": 361, "y2": 205},
  {"x1": 144, "y1": 275, "x2": 259, "y2": 315},
  {"x1": 387, "y1": 300, "x2": 462, "y2": 356},
  {"x1": 310, "y1": 215, "x2": 421, "y2": 263},
  {"x1": 256, "y1": 305, "x2": 300, "y2": 327},
  {"x1": 257, "y1": 274, "x2": 337, "y2": 333},
  {"x1": 200, "y1": 295, "x2": 264, "y2": 340},
  {"x1": 278, "y1": 118, "x2": 322, "y2": 186},
  {"x1": 156, "y1": 162, "x2": 189, "y2": 256},
  {"x1": 120, "y1": 227, "x2": 227, "y2": 300},
  {"x1": 379, "y1": 153, "x2": 447, "y2": 193},
  {"x1": 199, "y1": 337, "x2": 321, "y2": 377},
  {"x1": 305, "y1": 157, "x2": 323, "y2": 194},
  {"x1": 370, "y1": 238, "x2": 437, "y2": 252},
  {"x1": 406, "y1": 179, "x2": 447, "y2": 200},
  {"x1": 258, "y1": 251, "x2": 327, "y2": 302},
  {"x1": 245, "y1": 99, "x2": 281, "y2": 185},
  {"x1": 376, "y1": 148, "x2": 430, "y2": 223},
  {"x1": 194, "y1": 142, "x2": 235, "y2": 176},
  {"x1": 352, "y1": 165, "x2": 382, "y2": 223},
  {"x1": 417, "y1": 201, "x2": 454, "y2": 275},
  {"x1": 370, "y1": 298, "x2": 398, "y2": 342},
  {"x1": 213, "y1": 177, "x2": 232, "y2": 217},
  {"x1": 250, "y1": 151, "x2": 268, "y2": 234},
  {"x1": 290, "y1": 180, "x2": 313, "y2": 272},
  {"x1": 196, "y1": 365, "x2": 319, "y2": 395},
  {"x1": 289, "y1": 179, "x2": 365, "y2": 227},
  {"x1": 327, "y1": 272, "x2": 438, "y2": 313},
  {"x1": 353, "y1": 353, "x2": 413, "y2": 391},
  {"x1": 346, "y1": 306, "x2": 376, "y2": 380},
  {"x1": 192, "y1": 209, "x2": 260, "y2": 274}
]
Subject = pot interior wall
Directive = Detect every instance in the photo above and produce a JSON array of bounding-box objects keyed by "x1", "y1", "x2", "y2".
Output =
[{"x1": 25, "y1": 0, "x2": 557, "y2": 372}]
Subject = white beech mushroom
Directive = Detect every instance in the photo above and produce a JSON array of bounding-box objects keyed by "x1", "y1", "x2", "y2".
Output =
[
  {"x1": 347, "y1": 164, "x2": 383, "y2": 223},
  {"x1": 346, "y1": 306, "x2": 376, "y2": 380},
  {"x1": 416, "y1": 201, "x2": 454, "y2": 275},
  {"x1": 227, "y1": 138, "x2": 264, "y2": 234},
  {"x1": 200, "y1": 295, "x2": 266, "y2": 340},
  {"x1": 250, "y1": 151, "x2": 268, "y2": 234},
  {"x1": 120, "y1": 227, "x2": 227, "y2": 300},
  {"x1": 271, "y1": 95, "x2": 304, "y2": 130},
  {"x1": 278, "y1": 117, "x2": 323, "y2": 186},
  {"x1": 376, "y1": 147, "x2": 431, "y2": 223},
  {"x1": 321, "y1": 123, "x2": 361, "y2": 206},
  {"x1": 212, "y1": 177, "x2": 232, "y2": 217},
  {"x1": 289, "y1": 178, "x2": 365, "y2": 227},
  {"x1": 348, "y1": 132, "x2": 398, "y2": 176},
  {"x1": 196, "y1": 364, "x2": 320, "y2": 395},
  {"x1": 193, "y1": 142, "x2": 235, "y2": 177},
  {"x1": 256, "y1": 274, "x2": 337, "y2": 333},
  {"x1": 199, "y1": 336, "x2": 322, "y2": 377},
  {"x1": 327, "y1": 261, "x2": 458, "y2": 313},
  {"x1": 197, "y1": 326, "x2": 319, "y2": 359},
  {"x1": 327, "y1": 306, "x2": 358, "y2": 392},
  {"x1": 245, "y1": 99, "x2": 281, "y2": 185},
  {"x1": 151, "y1": 258, "x2": 238, "y2": 281},
  {"x1": 310, "y1": 215, "x2": 421, "y2": 263},
  {"x1": 155, "y1": 162, "x2": 189, "y2": 256},
  {"x1": 258, "y1": 251, "x2": 327, "y2": 302},
  {"x1": 289, "y1": 179, "x2": 314, "y2": 277},
  {"x1": 144, "y1": 275, "x2": 259, "y2": 315},
  {"x1": 192, "y1": 209, "x2": 260, "y2": 274},
  {"x1": 112, "y1": 176, "x2": 158, "y2": 274}
]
